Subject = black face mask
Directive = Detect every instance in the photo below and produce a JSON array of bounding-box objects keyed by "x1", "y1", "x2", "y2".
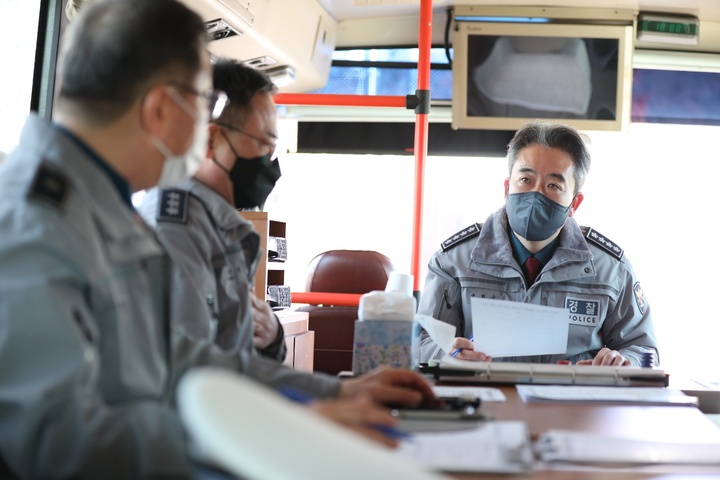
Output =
[
  {"x1": 215, "y1": 129, "x2": 282, "y2": 209},
  {"x1": 228, "y1": 153, "x2": 281, "y2": 209}
]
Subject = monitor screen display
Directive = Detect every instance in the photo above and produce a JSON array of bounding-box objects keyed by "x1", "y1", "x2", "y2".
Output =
[{"x1": 452, "y1": 21, "x2": 633, "y2": 131}]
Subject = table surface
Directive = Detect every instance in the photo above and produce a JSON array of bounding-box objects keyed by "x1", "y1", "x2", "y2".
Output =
[{"x1": 425, "y1": 385, "x2": 720, "y2": 479}]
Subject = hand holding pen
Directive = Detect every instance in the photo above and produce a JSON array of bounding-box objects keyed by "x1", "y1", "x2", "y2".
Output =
[
  {"x1": 282, "y1": 388, "x2": 411, "y2": 448},
  {"x1": 449, "y1": 335, "x2": 492, "y2": 361}
]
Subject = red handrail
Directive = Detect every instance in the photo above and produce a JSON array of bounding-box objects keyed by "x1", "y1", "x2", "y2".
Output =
[
  {"x1": 282, "y1": 0, "x2": 433, "y2": 305},
  {"x1": 291, "y1": 292, "x2": 362, "y2": 307},
  {"x1": 275, "y1": 93, "x2": 406, "y2": 108}
]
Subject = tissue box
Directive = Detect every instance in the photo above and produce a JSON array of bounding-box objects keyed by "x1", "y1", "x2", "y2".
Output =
[{"x1": 352, "y1": 320, "x2": 420, "y2": 375}]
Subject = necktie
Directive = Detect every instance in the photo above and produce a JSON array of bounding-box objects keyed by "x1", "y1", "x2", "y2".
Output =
[{"x1": 523, "y1": 256, "x2": 542, "y2": 286}]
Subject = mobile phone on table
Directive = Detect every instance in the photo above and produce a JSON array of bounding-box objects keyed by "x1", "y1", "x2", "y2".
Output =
[{"x1": 392, "y1": 396, "x2": 483, "y2": 420}]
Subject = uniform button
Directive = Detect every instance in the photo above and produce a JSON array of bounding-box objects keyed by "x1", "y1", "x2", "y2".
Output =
[
  {"x1": 206, "y1": 294, "x2": 215, "y2": 306},
  {"x1": 584, "y1": 267, "x2": 591, "y2": 273}
]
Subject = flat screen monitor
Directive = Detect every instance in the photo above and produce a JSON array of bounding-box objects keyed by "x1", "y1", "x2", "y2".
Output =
[{"x1": 452, "y1": 21, "x2": 633, "y2": 131}]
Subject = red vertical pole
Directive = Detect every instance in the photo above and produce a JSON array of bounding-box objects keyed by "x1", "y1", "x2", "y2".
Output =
[{"x1": 411, "y1": 0, "x2": 432, "y2": 296}]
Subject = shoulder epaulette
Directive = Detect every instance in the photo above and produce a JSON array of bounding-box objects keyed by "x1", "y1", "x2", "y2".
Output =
[
  {"x1": 583, "y1": 226, "x2": 623, "y2": 260},
  {"x1": 28, "y1": 162, "x2": 69, "y2": 210},
  {"x1": 157, "y1": 188, "x2": 189, "y2": 224},
  {"x1": 441, "y1": 223, "x2": 481, "y2": 252}
]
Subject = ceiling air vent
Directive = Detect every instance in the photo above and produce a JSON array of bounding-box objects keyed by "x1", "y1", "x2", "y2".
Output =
[{"x1": 206, "y1": 19, "x2": 240, "y2": 41}]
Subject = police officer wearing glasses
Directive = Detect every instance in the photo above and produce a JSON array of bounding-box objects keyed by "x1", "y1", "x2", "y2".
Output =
[{"x1": 0, "y1": 1, "x2": 435, "y2": 478}]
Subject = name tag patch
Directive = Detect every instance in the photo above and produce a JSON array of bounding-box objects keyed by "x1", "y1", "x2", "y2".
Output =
[{"x1": 565, "y1": 298, "x2": 599, "y2": 327}]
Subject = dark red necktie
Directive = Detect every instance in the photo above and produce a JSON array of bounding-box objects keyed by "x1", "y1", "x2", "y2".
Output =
[{"x1": 523, "y1": 257, "x2": 542, "y2": 286}]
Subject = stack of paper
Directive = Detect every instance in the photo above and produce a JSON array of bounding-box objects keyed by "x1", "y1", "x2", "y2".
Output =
[
  {"x1": 536, "y1": 429, "x2": 720, "y2": 465},
  {"x1": 397, "y1": 421, "x2": 533, "y2": 473},
  {"x1": 516, "y1": 385, "x2": 699, "y2": 406}
]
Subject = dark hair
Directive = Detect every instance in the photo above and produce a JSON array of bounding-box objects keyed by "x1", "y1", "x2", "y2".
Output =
[
  {"x1": 58, "y1": 0, "x2": 208, "y2": 123},
  {"x1": 212, "y1": 58, "x2": 277, "y2": 127},
  {"x1": 507, "y1": 120, "x2": 591, "y2": 194}
]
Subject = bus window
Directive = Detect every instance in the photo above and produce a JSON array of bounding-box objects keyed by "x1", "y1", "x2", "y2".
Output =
[{"x1": 0, "y1": 0, "x2": 41, "y2": 155}]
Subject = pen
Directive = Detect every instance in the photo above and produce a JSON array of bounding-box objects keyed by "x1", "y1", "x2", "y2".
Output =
[
  {"x1": 450, "y1": 335, "x2": 474, "y2": 358},
  {"x1": 280, "y1": 388, "x2": 412, "y2": 441}
]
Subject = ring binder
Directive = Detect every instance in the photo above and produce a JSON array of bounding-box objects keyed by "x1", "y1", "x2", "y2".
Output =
[{"x1": 422, "y1": 358, "x2": 669, "y2": 387}]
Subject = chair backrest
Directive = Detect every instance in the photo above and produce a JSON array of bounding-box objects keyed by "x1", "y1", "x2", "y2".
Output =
[
  {"x1": 299, "y1": 250, "x2": 396, "y2": 374},
  {"x1": 304, "y1": 249, "x2": 396, "y2": 297}
]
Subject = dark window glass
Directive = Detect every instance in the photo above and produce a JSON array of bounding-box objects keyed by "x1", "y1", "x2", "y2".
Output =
[
  {"x1": 315, "y1": 48, "x2": 720, "y2": 127},
  {"x1": 631, "y1": 69, "x2": 720, "y2": 126}
]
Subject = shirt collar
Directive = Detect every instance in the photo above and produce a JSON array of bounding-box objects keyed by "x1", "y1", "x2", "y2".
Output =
[
  {"x1": 53, "y1": 124, "x2": 134, "y2": 209},
  {"x1": 508, "y1": 226, "x2": 560, "y2": 268}
]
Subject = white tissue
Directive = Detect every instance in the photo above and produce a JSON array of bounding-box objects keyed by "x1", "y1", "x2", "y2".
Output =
[
  {"x1": 358, "y1": 290, "x2": 416, "y2": 321},
  {"x1": 385, "y1": 272, "x2": 414, "y2": 297}
]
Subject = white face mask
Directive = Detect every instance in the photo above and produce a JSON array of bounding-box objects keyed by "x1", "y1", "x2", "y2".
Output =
[{"x1": 153, "y1": 86, "x2": 210, "y2": 187}]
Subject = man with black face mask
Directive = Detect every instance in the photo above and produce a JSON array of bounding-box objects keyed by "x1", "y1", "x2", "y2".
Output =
[
  {"x1": 418, "y1": 120, "x2": 658, "y2": 368},
  {"x1": 138, "y1": 59, "x2": 439, "y2": 449},
  {"x1": 140, "y1": 59, "x2": 285, "y2": 358}
]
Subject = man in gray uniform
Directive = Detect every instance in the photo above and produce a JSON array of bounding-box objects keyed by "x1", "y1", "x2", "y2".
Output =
[
  {"x1": 0, "y1": 1, "x2": 434, "y2": 478},
  {"x1": 139, "y1": 59, "x2": 286, "y2": 360},
  {"x1": 418, "y1": 121, "x2": 658, "y2": 367}
]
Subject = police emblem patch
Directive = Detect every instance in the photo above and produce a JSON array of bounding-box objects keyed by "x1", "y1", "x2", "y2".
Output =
[
  {"x1": 633, "y1": 282, "x2": 647, "y2": 315},
  {"x1": 441, "y1": 223, "x2": 481, "y2": 251},
  {"x1": 157, "y1": 188, "x2": 189, "y2": 224},
  {"x1": 28, "y1": 163, "x2": 69, "y2": 209}
]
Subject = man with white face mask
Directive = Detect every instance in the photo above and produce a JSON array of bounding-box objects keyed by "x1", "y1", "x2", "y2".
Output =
[
  {"x1": 0, "y1": 1, "x2": 436, "y2": 478},
  {"x1": 418, "y1": 121, "x2": 658, "y2": 368}
]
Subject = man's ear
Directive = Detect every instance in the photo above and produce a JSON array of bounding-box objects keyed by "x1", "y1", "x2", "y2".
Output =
[
  {"x1": 569, "y1": 192, "x2": 584, "y2": 217},
  {"x1": 139, "y1": 84, "x2": 172, "y2": 139},
  {"x1": 503, "y1": 178, "x2": 510, "y2": 199}
]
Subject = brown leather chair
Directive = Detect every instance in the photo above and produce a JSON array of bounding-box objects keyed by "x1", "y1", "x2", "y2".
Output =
[{"x1": 296, "y1": 250, "x2": 396, "y2": 375}]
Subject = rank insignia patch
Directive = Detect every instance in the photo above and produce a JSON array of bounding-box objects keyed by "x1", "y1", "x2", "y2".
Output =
[
  {"x1": 28, "y1": 163, "x2": 69, "y2": 209},
  {"x1": 633, "y1": 282, "x2": 647, "y2": 315},
  {"x1": 441, "y1": 223, "x2": 481, "y2": 251},
  {"x1": 584, "y1": 227, "x2": 624, "y2": 260},
  {"x1": 157, "y1": 188, "x2": 188, "y2": 224}
]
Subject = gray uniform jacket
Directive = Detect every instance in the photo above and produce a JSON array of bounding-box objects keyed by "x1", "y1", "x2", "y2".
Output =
[
  {"x1": 418, "y1": 207, "x2": 658, "y2": 366},
  {"x1": 138, "y1": 179, "x2": 286, "y2": 360},
  {"x1": 0, "y1": 114, "x2": 339, "y2": 480}
]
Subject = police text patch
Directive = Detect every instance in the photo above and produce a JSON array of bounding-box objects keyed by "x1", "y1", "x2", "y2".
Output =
[
  {"x1": 157, "y1": 188, "x2": 188, "y2": 224},
  {"x1": 565, "y1": 297, "x2": 599, "y2": 327}
]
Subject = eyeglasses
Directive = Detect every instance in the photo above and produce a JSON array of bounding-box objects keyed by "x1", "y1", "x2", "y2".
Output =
[
  {"x1": 167, "y1": 81, "x2": 228, "y2": 120},
  {"x1": 215, "y1": 121, "x2": 278, "y2": 158}
]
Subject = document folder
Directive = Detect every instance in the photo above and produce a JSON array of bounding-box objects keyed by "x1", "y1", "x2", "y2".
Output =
[
  {"x1": 422, "y1": 358, "x2": 669, "y2": 387},
  {"x1": 536, "y1": 429, "x2": 720, "y2": 466}
]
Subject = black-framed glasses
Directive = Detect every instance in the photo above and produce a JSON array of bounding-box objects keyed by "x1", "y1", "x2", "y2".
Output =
[
  {"x1": 215, "y1": 121, "x2": 278, "y2": 158},
  {"x1": 167, "y1": 81, "x2": 228, "y2": 120}
]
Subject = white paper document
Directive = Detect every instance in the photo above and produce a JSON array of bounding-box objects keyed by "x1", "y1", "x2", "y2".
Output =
[
  {"x1": 517, "y1": 385, "x2": 699, "y2": 406},
  {"x1": 536, "y1": 429, "x2": 720, "y2": 465},
  {"x1": 432, "y1": 385, "x2": 507, "y2": 402},
  {"x1": 471, "y1": 298, "x2": 569, "y2": 357},
  {"x1": 415, "y1": 313, "x2": 456, "y2": 355},
  {"x1": 397, "y1": 421, "x2": 533, "y2": 473}
]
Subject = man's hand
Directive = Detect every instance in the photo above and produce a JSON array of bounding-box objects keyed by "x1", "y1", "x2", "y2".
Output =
[
  {"x1": 338, "y1": 366, "x2": 436, "y2": 408},
  {"x1": 250, "y1": 289, "x2": 279, "y2": 349},
  {"x1": 311, "y1": 395, "x2": 402, "y2": 448},
  {"x1": 451, "y1": 337, "x2": 492, "y2": 361},
  {"x1": 576, "y1": 347, "x2": 631, "y2": 366}
]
